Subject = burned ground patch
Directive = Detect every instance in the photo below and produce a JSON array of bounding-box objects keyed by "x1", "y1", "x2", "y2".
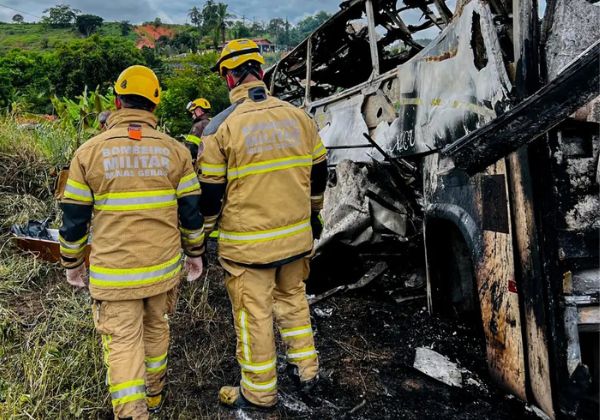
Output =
[{"x1": 154, "y1": 255, "x2": 542, "y2": 419}]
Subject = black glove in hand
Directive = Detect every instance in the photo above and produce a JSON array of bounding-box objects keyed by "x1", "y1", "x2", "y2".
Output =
[{"x1": 310, "y1": 212, "x2": 323, "y2": 240}]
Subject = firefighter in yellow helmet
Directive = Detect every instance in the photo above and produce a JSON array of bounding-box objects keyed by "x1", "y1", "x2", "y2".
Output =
[
  {"x1": 198, "y1": 39, "x2": 328, "y2": 409},
  {"x1": 183, "y1": 98, "x2": 211, "y2": 166},
  {"x1": 60, "y1": 65, "x2": 205, "y2": 419}
]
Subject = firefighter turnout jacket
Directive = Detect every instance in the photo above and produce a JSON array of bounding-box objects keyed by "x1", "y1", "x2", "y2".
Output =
[
  {"x1": 198, "y1": 81, "x2": 328, "y2": 265},
  {"x1": 59, "y1": 108, "x2": 205, "y2": 301}
]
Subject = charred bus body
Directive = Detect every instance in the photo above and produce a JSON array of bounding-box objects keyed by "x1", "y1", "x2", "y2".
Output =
[{"x1": 265, "y1": 0, "x2": 599, "y2": 417}]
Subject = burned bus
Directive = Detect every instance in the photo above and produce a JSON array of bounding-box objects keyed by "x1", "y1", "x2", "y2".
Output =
[{"x1": 265, "y1": 0, "x2": 599, "y2": 417}]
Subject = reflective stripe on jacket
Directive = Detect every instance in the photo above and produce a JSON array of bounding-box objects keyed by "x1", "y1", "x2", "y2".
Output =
[
  {"x1": 60, "y1": 109, "x2": 203, "y2": 301},
  {"x1": 198, "y1": 81, "x2": 327, "y2": 265}
]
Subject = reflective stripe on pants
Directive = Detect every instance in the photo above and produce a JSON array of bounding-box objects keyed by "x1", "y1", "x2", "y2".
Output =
[
  {"x1": 221, "y1": 256, "x2": 318, "y2": 407},
  {"x1": 92, "y1": 291, "x2": 172, "y2": 419}
]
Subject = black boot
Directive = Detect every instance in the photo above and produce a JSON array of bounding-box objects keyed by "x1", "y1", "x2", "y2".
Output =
[{"x1": 286, "y1": 364, "x2": 319, "y2": 393}]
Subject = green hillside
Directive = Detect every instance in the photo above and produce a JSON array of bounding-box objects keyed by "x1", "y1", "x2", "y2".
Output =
[{"x1": 0, "y1": 22, "x2": 140, "y2": 52}]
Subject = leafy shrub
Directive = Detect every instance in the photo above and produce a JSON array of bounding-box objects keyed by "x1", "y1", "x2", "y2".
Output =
[{"x1": 157, "y1": 52, "x2": 229, "y2": 136}]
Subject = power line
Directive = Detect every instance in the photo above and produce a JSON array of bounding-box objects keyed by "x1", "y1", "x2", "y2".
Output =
[{"x1": 0, "y1": 2, "x2": 41, "y2": 19}]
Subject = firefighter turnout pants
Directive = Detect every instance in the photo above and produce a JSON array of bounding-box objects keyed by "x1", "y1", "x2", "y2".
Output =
[
  {"x1": 221, "y1": 257, "x2": 319, "y2": 407},
  {"x1": 92, "y1": 288, "x2": 177, "y2": 419}
]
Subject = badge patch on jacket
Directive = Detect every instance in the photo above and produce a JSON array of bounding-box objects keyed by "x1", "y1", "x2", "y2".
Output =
[{"x1": 128, "y1": 124, "x2": 142, "y2": 141}]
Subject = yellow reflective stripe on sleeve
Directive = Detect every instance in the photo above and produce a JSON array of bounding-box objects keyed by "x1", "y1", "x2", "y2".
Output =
[
  {"x1": 227, "y1": 155, "x2": 312, "y2": 181},
  {"x1": 238, "y1": 358, "x2": 276, "y2": 374},
  {"x1": 182, "y1": 233, "x2": 205, "y2": 245},
  {"x1": 239, "y1": 309, "x2": 251, "y2": 362},
  {"x1": 145, "y1": 352, "x2": 168, "y2": 373},
  {"x1": 184, "y1": 134, "x2": 202, "y2": 146},
  {"x1": 64, "y1": 179, "x2": 93, "y2": 203},
  {"x1": 94, "y1": 189, "x2": 177, "y2": 211},
  {"x1": 241, "y1": 372, "x2": 277, "y2": 392},
  {"x1": 180, "y1": 226, "x2": 205, "y2": 244},
  {"x1": 200, "y1": 162, "x2": 227, "y2": 176},
  {"x1": 60, "y1": 246, "x2": 83, "y2": 255},
  {"x1": 219, "y1": 219, "x2": 310, "y2": 243},
  {"x1": 313, "y1": 142, "x2": 326, "y2": 159},
  {"x1": 177, "y1": 172, "x2": 200, "y2": 197},
  {"x1": 287, "y1": 345, "x2": 317, "y2": 361},
  {"x1": 59, "y1": 233, "x2": 88, "y2": 248},
  {"x1": 281, "y1": 324, "x2": 313, "y2": 339},
  {"x1": 90, "y1": 254, "x2": 182, "y2": 287}
]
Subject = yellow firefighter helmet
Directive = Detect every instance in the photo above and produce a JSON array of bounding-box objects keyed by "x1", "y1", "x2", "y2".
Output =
[
  {"x1": 212, "y1": 39, "x2": 265, "y2": 76},
  {"x1": 186, "y1": 98, "x2": 211, "y2": 113},
  {"x1": 114, "y1": 65, "x2": 161, "y2": 105}
]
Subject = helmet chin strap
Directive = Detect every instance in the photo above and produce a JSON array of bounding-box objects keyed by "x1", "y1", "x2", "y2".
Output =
[
  {"x1": 226, "y1": 73, "x2": 237, "y2": 90},
  {"x1": 226, "y1": 68, "x2": 265, "y2": 91}
]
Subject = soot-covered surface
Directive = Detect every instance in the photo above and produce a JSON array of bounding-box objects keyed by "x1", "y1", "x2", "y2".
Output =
[{"x1": 159, "y1": 252, "x2": 543, "y2": 420}]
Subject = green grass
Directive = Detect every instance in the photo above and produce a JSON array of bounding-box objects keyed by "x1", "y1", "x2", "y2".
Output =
[
  {"x1": 0, "y1": 23, "x2": 139, "y2": 53},
  {"x1": 0, "y1": 116, "x2": 235, "y2": 418}
]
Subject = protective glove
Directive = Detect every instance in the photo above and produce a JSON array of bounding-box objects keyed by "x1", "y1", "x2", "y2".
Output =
[
  {"x1": 66, "y1": 264, "x2": 88, "y2": 289},
  {"x1": 184, "y1": 255, "x2": 204, "y2": 282},
  {"x1": 310, "y1": 211, "x2": 324, "y2": 240}
]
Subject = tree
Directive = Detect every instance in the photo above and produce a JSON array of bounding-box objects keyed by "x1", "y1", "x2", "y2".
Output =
[
  {"x1": 42, "y1": 4, "x2": 80, "y2": 27},
  {"x1": 12, "y1": 14, "x2": 24, "y2": 23},
  {"x1": 50, "y1": 35, "x2": 145, "y2": 98},
  {"x1": 289, "y1": 11, "x2": 331, "y2": 45},
  {"x1": 267, "y1": 18, "x2": 286, "y2": 44},
  {"x1": 250, "y1": 20, "x2": 265, "y2": 36},
  {"x1": 230, "y1": 21, "x2": 251, "y2": 39},
  {"x1": 157, "y1": 52, "x2": 229, "y2": 136},
  {"x1": 188, "y1": 6, "x2": 202, "y2": 29},
  {"x1": 200, "y1": 1, "x2": 232, "y2": 47},
  {"x1": 171, "y1": 30, "x2": 200, "y2": 53},
  {"x1": 75, "y1": 14, "x2": 103, "y2": 36},
  {"x1": 214, "y1": 3, "x2": 233, "y2": 45},
  {"x1": 120, "y1": 20, "x2": 133, "y2": 36}
]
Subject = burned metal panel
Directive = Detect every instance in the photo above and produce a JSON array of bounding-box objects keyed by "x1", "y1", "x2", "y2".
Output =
[
  {"x1": 480, "y1": 174, "x2": 509, "y2": 233},
  {"x1": 444, "y1": 40, "x2": 600, "y2": 175},
  {"x1": 307, "y1": 1, "x2": 512, "y2": 164},
  {"x1": 505, "y1": 1, "x2": 555, "y2": 417},
  {"x1": 371, "y1": 1, "x2": 511, "y2": 157},
  {"x1": 423, "y1": 153, "x2": 528, "y2": 400},
  {"x1": 506, "y1": 149, "x2": 555, "y2": 418},
  {"x1": 313, "y1": 95, "x2": 384, "y2": 165},
  {"x1": 543, "y1": 0, "x2": 600, "y2": 81},
  {"x1": 266, "y1": 0, "x2": 459, "y2": 105}
]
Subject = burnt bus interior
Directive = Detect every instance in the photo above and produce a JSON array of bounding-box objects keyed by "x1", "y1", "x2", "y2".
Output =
[
  {"x1": 266, "y1": 0, "x2": 599, "y2": 418},
  {"x1": 266, "y1": 0, "x2": 517, "y2": 106},
  {"x1": 267, "y1": 0, "x2": 462, "y2": 104}
]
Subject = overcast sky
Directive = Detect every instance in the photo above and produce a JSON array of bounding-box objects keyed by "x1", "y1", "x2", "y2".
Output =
[
  {"x1": 0, "y1": 1, "x2": 547, "y2": 26},
  {"x1": 0, "y1": 0, "x2": 342, "y2": 24}
]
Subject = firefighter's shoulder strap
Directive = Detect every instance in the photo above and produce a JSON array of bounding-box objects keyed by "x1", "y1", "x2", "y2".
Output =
[{"x1": 203, "y1": 100, "x2": 244, "y2": 137}]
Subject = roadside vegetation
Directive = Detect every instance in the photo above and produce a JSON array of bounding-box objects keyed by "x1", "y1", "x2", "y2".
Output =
[
  {"x1": 0, "y1": 117, "x2": 230, "y2": 417},
  {"x1": 0, "y1": 2, "x2": 329, "y2": 137},
  {"x1": 0, "y1": 2, "x2": 331, "y2": 416}
]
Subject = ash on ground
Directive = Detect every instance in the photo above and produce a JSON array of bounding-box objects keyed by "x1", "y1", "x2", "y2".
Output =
[{"x1": 155, "y1": 252, "x2": 543, "y2": 420}]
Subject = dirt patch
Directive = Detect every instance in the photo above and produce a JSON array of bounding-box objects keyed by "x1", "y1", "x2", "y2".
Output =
[{"x1": 135, "y1": 25, "x2": 175, "y2": 49}]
